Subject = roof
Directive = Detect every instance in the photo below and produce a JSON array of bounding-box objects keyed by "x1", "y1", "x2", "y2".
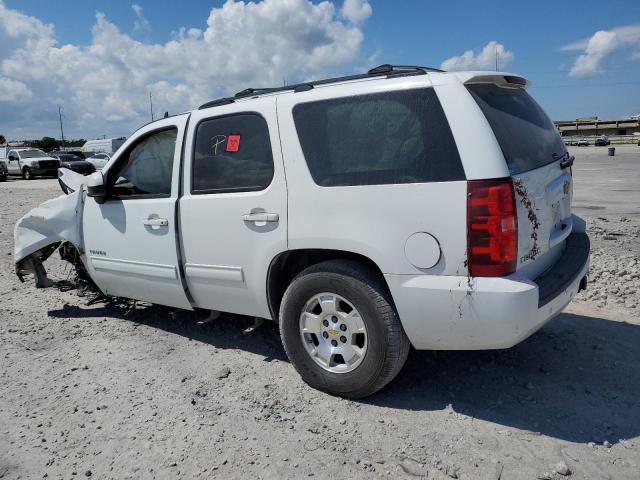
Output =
[
  {"x1": 197, "y1": 64, "x2": 442, "y2": 110},
  {"x1": 196, "y1": 65, "x2": 529, "y2": 112}
]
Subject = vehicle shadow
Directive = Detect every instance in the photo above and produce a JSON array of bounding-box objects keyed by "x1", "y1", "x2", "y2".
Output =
[
  {"x1": 368, "y1": 312, "x2": 640, "y2": 445},
  {"x1": 49, "y1": 302, "x2": 640, "y2": 444},
  {"x1": 49, "y1": 302, "x2": 288, "y2": 362}
]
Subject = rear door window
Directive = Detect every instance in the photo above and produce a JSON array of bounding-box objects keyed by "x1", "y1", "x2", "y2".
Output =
[
  {"x1": 467, "y1": 84, "x2": 565, "y2": 174},
  {"x1": 192, "y1": 113, "x2": 274, "y2": 194},
  {"x1": 292, "y1": 88, "x2": 464, "y2": 187}
]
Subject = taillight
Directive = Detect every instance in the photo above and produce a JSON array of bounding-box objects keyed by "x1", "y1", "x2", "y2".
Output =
[{"x1": 467, "y1": 178, "x2": 517, "y2": 277}]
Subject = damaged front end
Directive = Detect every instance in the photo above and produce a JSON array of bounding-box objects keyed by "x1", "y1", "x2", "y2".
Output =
[{"x1": 14, "y1": 169, "x2": 88, "y2": 287}]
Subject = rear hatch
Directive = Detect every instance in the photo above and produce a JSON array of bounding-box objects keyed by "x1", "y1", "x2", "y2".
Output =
[{"x1": 467, "y1": 80, "x2": 573, "y2": 278}]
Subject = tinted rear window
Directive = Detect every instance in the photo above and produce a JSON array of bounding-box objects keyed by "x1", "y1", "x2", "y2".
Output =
[
  {"x1": 292, "y1": 88, "x2": 464, "y2": 187},
  {"x1": 467, "y1": 84, "x2": 565, "y2": 174}
]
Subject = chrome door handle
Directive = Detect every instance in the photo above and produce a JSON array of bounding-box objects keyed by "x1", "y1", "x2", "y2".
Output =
[
  {"x1": 142, "y1": 217, "x2": 169, "y2": 227},
  {"x1": 242, "y1": 212, "x2": 279, "y2": 223}
]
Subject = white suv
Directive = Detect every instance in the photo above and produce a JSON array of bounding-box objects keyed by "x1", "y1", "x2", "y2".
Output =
[{"x1": 15, "y1": 65, "x2": 590, "y2": 397}]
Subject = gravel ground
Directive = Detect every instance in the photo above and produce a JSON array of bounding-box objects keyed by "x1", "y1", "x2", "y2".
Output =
[{"x1": 1, "y1": 146, "x2": 640, "y2": 479}]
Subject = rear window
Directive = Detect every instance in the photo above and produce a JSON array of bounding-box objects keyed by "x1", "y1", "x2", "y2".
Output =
[
  {"x1": 467, "y1": 84, "x2": 565, "y2": 175},
  {"x1": 292, "y1": 88, "x2": 464, "y2": 187}
]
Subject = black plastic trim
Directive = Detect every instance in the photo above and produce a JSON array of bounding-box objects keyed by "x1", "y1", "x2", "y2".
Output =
[{"x1": 535, "y1": 232, "x2": 590, "y2": 308}]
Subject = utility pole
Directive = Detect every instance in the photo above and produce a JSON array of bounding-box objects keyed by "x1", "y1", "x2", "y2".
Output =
[
  {"x1": 495, "y1": 44, "x2": 498, "y2": 71},
  {"x1": 149, "y1": 91, "x2": 154, "y2": 122},
  {"x1": 58, "y1": 105, "x2": 65, "y2": 149}
]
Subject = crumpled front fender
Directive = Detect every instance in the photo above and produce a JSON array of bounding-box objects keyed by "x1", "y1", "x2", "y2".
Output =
[{"x1": 14, "y1": 189, "x2": 85, "y2": 279}]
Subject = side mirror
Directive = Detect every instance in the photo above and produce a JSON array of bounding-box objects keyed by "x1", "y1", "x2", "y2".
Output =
[
  {"x1": 86, "y1": 172, "x2": 107, "y2": 204},
  {"x1": 8, "y1": 155, "x2": 16, "y2": 161}
]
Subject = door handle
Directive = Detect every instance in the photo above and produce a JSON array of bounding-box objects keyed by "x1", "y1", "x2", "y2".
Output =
[
  {"x1": 142, "y1": 217, "x2": 169, "y2": 228},
  {"x1": 242, "y1": 212, "x2": 279, "y2": 223}
]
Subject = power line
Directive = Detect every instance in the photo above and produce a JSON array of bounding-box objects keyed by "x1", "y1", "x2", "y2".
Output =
[
  {"x1": 58, "y1": 105, "x2": 65, "y2": 148},
  {"x1": 149, "y1": 91, "x2": 154, "y2": 122}
]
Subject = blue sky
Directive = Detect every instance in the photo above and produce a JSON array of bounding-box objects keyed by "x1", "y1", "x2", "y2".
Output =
[{"x1": 1, "y1": 0, "x2": 639, "y2": 139}]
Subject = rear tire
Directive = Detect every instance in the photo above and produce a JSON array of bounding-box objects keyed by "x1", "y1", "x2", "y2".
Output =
[
  {"x1": 279, "y1": 260, "x2": 410, "y2": 398},
  {"x1": 22, "y1": 167, "x2": 33, "y2": 180},
  {"x1": 0, "y1": 175, "x2": 7, "y2": 182}
]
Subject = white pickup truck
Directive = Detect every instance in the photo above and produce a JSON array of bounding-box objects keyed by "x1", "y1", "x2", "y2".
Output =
[
  {"x1": 15, "y1": 65, "x2": 590, "y2": 397},
  {"x1": 5, "y1": 148, "x2": 60, "y2": 179}
]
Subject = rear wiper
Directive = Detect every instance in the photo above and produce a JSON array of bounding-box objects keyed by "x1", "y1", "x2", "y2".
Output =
[{"x1": 552, "y1": 151, "x2": 574, "y2": 170}]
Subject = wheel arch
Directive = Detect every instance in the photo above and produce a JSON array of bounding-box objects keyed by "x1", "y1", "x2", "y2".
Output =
[{"x1": 266, "y1": 248, "x2": 391, "y2": 321}]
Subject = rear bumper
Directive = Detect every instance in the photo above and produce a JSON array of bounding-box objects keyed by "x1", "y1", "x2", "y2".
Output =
[{"x1": 386, "y1": 232, "x2": 590, "y2": 350}]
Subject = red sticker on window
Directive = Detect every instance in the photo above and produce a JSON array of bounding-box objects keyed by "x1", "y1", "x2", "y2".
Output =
[{"x1": 226, "y1": 135, "x2": 241, "y2": 152}]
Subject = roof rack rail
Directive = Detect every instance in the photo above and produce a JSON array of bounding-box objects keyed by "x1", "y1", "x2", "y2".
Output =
[
  {"x1": 198, "y1": 97, "x2": 235, "y2": 110},
  {"x1": 198, "y1": 64, "x2": 444, "y2": 110},
  {"x1": 367, "y1": 64, "x2": 445, "y2": 75},
  {"x1": 235, "y1": 87, "x2": 276, "y2": 98}
]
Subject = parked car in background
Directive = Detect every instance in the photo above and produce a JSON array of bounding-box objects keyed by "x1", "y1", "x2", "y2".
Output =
[
  {"x1": 50, "y1": 152, "x2": 96, "y2": 175},
  {"x1": 6, "y1": 148, "x2": 60, "y2": 179},
  {"x1": 58, "y1": 149, "x2": 89, "y2": 159},
  {"x1": 594, "y1": 136, "x2": 610, "y2": 146},
  {"x1": 563, "y1": 138, "x2": 578, "y2": 146},
  {"x1": 576, "y1": 138, "x2": 589, "y2": 146},
  {"x1": 85, "y1": 152, "x2": 111, "y2": 170},
  {"x1": 0, "y1": 158, "x2": 7, "y2": 182}
]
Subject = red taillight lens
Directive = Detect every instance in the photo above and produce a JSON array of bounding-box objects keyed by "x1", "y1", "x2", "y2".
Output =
[{"x1": 467, "y1": 178, "x2": 517, "y2": 277}]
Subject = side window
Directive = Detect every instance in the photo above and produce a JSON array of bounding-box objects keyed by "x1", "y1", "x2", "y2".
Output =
[
  {"x1": 8, "y1": 151, "x2": 16, "y2": 159},
  {"x1": 192, "y1": 113, "x2": 274, "y2": 193},
  {"x1": 109, "y1": 128, "x2": 177, "y2": 198},
  {"x1": 292, "y1": 88, "x2": 464, "y2": 187}
]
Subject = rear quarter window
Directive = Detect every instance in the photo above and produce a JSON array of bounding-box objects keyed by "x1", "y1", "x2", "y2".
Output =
[
  {"x1": 292, "y1": 88, "x2": 464, "y2": 187},
  {"x1": 467, "y1": 84, "x2": 566, "y2": 175}
]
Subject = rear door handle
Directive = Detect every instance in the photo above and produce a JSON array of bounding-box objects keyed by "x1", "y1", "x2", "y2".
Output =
[
  {"x1": 242, "y1": 212, "x2": 279, "y2": 223},
  {"x1": 142, "y1": 217, "x2": 169, "y2": 228}
]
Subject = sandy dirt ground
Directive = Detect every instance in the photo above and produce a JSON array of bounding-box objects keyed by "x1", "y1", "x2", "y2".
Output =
[{"x1": 1, "y1": 145, "x2": 639, "y2": 479}]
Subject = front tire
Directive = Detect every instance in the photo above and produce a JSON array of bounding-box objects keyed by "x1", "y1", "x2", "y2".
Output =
[
  {"x1": 279, "y1": 260, "x2": 410, "y2": 398},
  {"x1": 22, "y1": 167, "x2": 33, "y2": 180},
  {"x1": 0, "y1": 175, "x2": 7, "y2": 182}
]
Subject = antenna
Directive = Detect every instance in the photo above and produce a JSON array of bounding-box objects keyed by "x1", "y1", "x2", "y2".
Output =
[
  {"x1": 149, "y1": 91, "x2": 154, "y2": 122},
  {"x1": 58, "y1": 105, "x2": 65, "y2": 149},
  {"x1": 495, "y1": 44, "x2": 498, "y2": 71}
]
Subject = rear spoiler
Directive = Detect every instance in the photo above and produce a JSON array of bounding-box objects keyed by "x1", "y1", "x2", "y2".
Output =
[{"x1": 463, "y1": 74, "x2": 530, "y2": 90}]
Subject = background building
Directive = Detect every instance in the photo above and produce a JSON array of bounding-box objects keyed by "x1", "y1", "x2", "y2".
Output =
[{"x1": 555, "y1": 117, "x2": 640, "y2": 137}]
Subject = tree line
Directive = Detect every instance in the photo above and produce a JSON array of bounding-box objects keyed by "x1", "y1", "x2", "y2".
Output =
[{"x1": 0, "y1": 135, "x2": 87, "y2": 151}]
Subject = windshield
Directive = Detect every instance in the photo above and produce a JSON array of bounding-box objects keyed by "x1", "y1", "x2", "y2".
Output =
[
  {"x1": 19, "y1": 149, "x2": 48, "y2": 159},
  {"x1": 467, "y1": 84, "x2": 565, "y2": 174}
]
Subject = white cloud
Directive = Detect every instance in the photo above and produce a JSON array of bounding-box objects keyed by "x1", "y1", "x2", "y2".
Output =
[
  {"x1": 440, "y1": 41, "x2": 514, "y2": 71},
  {"x1": 341, "y1": 0, "x2": 372, "y2": 25},
  {"x1": 0, "y1": 0, "x2": 372, "y2": 140},
  {"x1": 0, "y1": 76, "x2": 32, "y2": 101},
  {"x1": 132, "y1": 4, "x2": 151, "y2": 32},
  {"x1": 562, "y1": 24, "x2": 640, "y2": 77}
]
